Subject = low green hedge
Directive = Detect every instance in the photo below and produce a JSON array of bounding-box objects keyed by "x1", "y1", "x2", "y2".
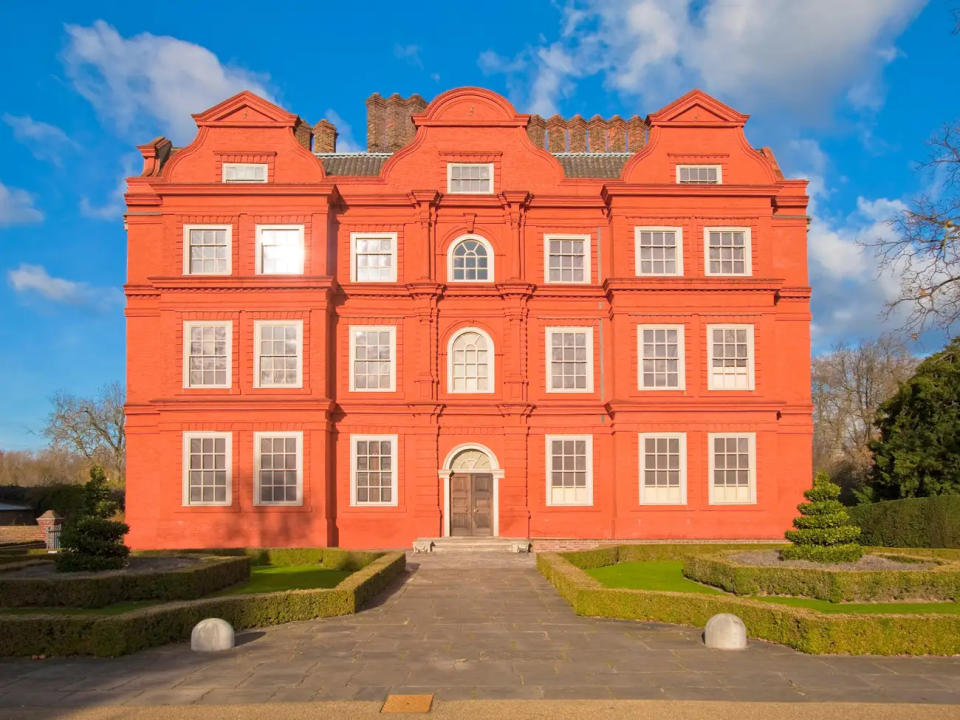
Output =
[
  {"x1": 137, "y1": 547, "x2": 381, "y2": 571},
  {"x1": 683, "y1": 554, "x2": 960, "y2": 603},
  {"x1": 0, "y1": 556, "x2": 250, "y2": 609},
  {"x1": 538, "y1": 549, "x2": 960, "y2": 656},
  {"x1": 0, "y1": 551, "x2": 405, "y2": 657},
  {"x1": 850, "y1": 496, "x2": 960, "y2": 549}
]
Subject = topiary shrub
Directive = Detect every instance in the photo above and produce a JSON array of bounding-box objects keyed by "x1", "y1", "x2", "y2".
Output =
[
  {"x1": 782, "y1": 472, "x2": 863, "y2": 563},
  {"x1": 55, "y1": 466, "x2": 129, "y2": 572}
]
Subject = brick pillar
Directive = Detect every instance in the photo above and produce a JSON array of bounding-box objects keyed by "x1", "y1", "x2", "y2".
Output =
[
  {"x1": 35, "y1": 510, "x2": 62, "y2": 550},
  {"x1": 313, "y1": 119, "x2": 337, "y2": 153},
  {"x1": 546, "y1": 115, "x2": 566, "y2": 152},
  {"x1": 587, "y1": 116, "x2": 607, "y2": 153},
  {"x1": 567, "y1": 115, "x2": 587, "y2": 153},
  {"x1": 527, "y1": 115, "x2": 546, "y2": 149},
  {"x1": 627, "y1": 116, "x2": 647, "y2": 152},
  {"x1": 365, "y1": 93, "x2": 386, "y2": 152},
  {"x1": 293, "y1": 120, "x2": 312, "y2": 150},
  {"x1": 400, "y1": 95, "x2": 427, "y2": 147},
  {"x1": 607, "y1": 115, "x2": 627, "y2": 152}
]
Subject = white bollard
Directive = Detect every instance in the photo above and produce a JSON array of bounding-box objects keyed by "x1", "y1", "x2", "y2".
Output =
[
  {"x1": 191, "y1": 618, "x2": 235, "y2": 652},
  {"x1": 704, "y1": 613, "x2": 747, "y2": 650}
]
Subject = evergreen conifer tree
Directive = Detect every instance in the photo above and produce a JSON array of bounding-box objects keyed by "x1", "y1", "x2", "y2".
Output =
[
  {"x1": 782, "y1": 471, "x2": 863, "y2": 563},
  {"x1": 55, "y1": 465, "x2": 129, "y2": 572}
]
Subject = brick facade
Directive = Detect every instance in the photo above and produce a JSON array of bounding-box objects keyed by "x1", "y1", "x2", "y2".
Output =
[{"x1": 124, "y1": 87, "x2": 812, "y2": 550}]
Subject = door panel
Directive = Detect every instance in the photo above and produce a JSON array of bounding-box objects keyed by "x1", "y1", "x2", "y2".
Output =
[
  {"x1": 450, "y1": 473, "x2": 472, "y2": 536},
  {"x1": 449, "y1": 472, "x2": 495, "y2": 537},
  {"x1": 472, "y1": 473, "x2": 493, "y2": 536}
]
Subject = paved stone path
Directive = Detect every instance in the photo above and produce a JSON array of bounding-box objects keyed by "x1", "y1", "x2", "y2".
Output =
[{"x1": 2, "y1": 552, "x2": 960, "y2": 713}]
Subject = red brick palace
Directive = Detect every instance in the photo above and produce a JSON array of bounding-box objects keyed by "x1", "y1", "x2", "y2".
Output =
[{"x1": 123, "y1": 86, "x2": 812, "y2": 549}]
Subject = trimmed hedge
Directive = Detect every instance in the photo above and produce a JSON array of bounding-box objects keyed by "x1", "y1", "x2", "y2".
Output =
[
  {"x1": 137, "y1": 547, "x2": 382, "y2": 571},
  {"x1": 683, "y1": 554, "x2": 960, "y2": 603},
  {"x1": 538, "y1": 550, "x2": 960, "y2": 656},
  {"x1": 0, "y1": 551, "x2": 405, "y2": 657},
  {"x1": 0, "y1": 556, "x2": 250, "y2": 609},
  {"x1": 850, "y1": 495, "x2": 960, "y2": 549}
]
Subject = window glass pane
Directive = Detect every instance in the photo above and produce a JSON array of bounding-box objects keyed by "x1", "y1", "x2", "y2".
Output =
[
  {"x1": 549, "y1": 331, "x2": 589, "y2": 390},
  {"x1": 258, "y1": 435, "x2": 299, "y2": 503},
  {"x1": 639, "y1": 328, "x2": 681, "y2": 388},
  {"x1": 547, "y1": 238, "x2": 587, "y2": 282},
  {"x1": 187, "y1": 325, "x2": 229, "y2": 387},
  {"x1": 713, "y1": 436, "x2": 752, "y2": 502},
  {"x1": 188, "y1": 228, "x2": 229, "y2": 274},
  {"x1": 258, "y1": 324, "x2": 299, "y2": 386},
  {"x1": 354, "y1": 438, "x2": 393, "y2": 504},
  {"x1": 636, "y1": 230, "x2": 678, "y2": 275},
  {"x1": 677, "y1": 165, "x2": 719, "y2": 184},
  {"x1": 451, "y1": 239, "x2": 490, "y2": 281},
  {"x1": 353, "y1": 329, "x2": 394, "y2": 390},
  {"x1": 448, "y1": 164, "x2": 492, "y2": 193},
  {"x1": 186, "y1": 436, "x2": 228, "y2": 504},
  {"x1": 355, "y1": 236, "x2": 394, "y2": 281},
  {"x1": 549, "y1": 437, "x2": 590, "y2": 505},
  {"x1": 450, "y1": 331, "x2": 489, "y2": 392},
  {"x1": 707, "y1": 230, "x2": 747, "y2": 275},
  {"x1": 710, "y1": 326, "x2": 751, "y2": 389},
  {"x1": 260, "y1": 229, "x2": 303, "y2": 274}
]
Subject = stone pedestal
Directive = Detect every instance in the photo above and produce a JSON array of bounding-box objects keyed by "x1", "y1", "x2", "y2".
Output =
[
  {"x1": 704, "y1": 613, "x2": 747, "y2": 650},
  {"x1": 191, "y1": 618, "x2": 235, "y2": 652}
]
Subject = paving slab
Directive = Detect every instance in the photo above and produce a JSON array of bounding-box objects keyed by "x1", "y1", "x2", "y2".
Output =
[{"x1": 1, "y1": 550, "x2": 959, "y2": 714}]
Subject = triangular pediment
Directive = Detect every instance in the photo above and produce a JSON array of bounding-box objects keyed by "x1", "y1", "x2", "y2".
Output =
[
  {"x1": 648, "y1": 89, "x2": 749, "y2": 128},
  {"x1": 193, "y1": 91, "x2": 298, "y2": 128}
]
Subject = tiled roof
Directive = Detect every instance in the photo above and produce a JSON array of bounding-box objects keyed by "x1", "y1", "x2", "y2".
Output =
[{"x1": 316, "y1": 152, "x2": 632, "y2": 179}]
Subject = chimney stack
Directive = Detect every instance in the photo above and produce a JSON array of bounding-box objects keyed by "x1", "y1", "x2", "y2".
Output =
[
  {"x1": 567, "y1": 115, "x2": 587, "y2": 153},
  {"x1": 314, "y1": 119, "x2": 337, "y2": 153},
  {"x1": 366, "y1": 92, "x2": 427, "y2": 152}
]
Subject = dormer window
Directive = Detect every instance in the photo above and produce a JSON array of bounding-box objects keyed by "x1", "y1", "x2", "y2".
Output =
[
  {"x1": 223, "y1": 163, "x2": 268, "y2": 183},
  {"x1": 676, "y1": 165, "x2": 721, "y2": 184},
  {"x1": 447, "y1": 163, "x2": 493, "y2": 194}
]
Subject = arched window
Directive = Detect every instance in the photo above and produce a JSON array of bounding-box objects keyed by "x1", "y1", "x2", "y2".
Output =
[
  {"x1": 447, "y1": 235, "x2": 494, "y2": 282},
  {"x1": 448, "y1": 329, "x2": 494, "y2": 393}
]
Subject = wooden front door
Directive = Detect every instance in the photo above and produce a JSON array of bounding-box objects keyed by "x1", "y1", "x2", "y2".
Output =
[{"x1": 450, "y1": 473, "x2": 494, "y2": 537}]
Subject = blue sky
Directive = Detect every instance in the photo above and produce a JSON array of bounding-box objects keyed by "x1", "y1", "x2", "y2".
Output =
[{"x1": 0, "y1": 1, "x2": 956, "y2": 450}]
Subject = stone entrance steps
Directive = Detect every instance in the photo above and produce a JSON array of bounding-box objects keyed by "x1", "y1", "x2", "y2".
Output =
[{"x1": 412, "y1": 537, "x2": 531, "y2": 553}]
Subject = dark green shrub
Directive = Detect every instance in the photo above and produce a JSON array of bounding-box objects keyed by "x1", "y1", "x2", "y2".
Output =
[
  {"x1": 55, "y1": 466, "x2": 129, "y2": 573},
  {"x1": 0, "y1": 556, "x2": 250, "y2": 608},
  {"x1": 782, "y1": 472, "x2": 862, "y2": 563},
  {"x1": 850, "y1": 495, "x2": 960, "y2": 548},
  {"x1": 0, "y1": 552, "x2": 404, "y2": 657}
]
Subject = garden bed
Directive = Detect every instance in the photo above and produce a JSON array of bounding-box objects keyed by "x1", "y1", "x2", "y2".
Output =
[
  {"x1": 539, "y1": 545, "x2": 960, "y2": 656},
  {"x1": 0, "y1": 549, "x2": 405, "y2": 657}
]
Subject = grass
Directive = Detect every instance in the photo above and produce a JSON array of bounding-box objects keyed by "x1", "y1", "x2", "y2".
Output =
[
  {"x1": 590, "y1": 561, "x2": 960, "y2": 615},
  {"x1": 216, "y1": 564, "x2": 353, "y2": 595},
  {"x1": 0, "y1": 564, "x2": 354, "y2": 616}
]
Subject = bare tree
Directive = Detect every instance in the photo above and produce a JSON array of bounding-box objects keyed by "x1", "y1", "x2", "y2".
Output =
[
  {"x1": 44, "y1": 383, "x2": 125, "y2": 483},
  {"x1": 869, "y1": 122, "x2": 960, "y2": 334},
  {"x1": 0, "y1": 448, "x2": 89, "y2": 487},
  {"x1": 812, "y1": 337, "x2": 917, "y2": 500}
]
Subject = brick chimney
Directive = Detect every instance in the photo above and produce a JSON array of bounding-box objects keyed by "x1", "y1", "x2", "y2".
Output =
[
  {"x1": 293, "y1": 120, "x2": 313, "y2": 150},
  {"x1": 567, "y1": 115, "x2": 587, "y2": 153},
  {"x1": 587, "y1": 116, "x2": 607, "y2": 153},
  {"x1": 527, "y1": 115, "x2": 546, "y2": 149},
  {"x1": 314, "y1": 119, "x2": 337, "y2": 153},
  {"x1": 546, "y1": 115, "x2": 566, "y2": 153},
  {"x1": 366, "y1": 93, "x2": 427, "y2": 152},
  {"x1": 627, "y1": 116, "x2": 648, "y2": 152},
  {"x1": 607, "y1": 115, "x2": 627, "y2": 152}
]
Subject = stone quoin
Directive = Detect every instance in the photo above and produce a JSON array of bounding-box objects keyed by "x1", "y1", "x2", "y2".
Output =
[{"x1": 123, "y1": 86, "x2": 812, "y2": 550}]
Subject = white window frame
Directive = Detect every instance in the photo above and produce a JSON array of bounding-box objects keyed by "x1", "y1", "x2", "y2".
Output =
[
  {"x1": 704, "y1": 227, "x2": 752, "y2": 277},
  {"x1": 182, "y1": 431, "x2": 232, "y2": 507},
  {"x1": 446, "y1": 327, "x2": 495, "y2": 394},
  {"x1": 255, "y1": 224, "x2": 305, "y2": 275},
  {"x1": 253, "y1": 431, "x2": 303, "y2": 506},
  {"x1": 447, "y1": 234, "x2": 495, "y2": 283},
  {"x1": 545, "y1": 326, "x2": 594, "y2": 393},
  {"x1": 222, "y1": 162, "x2": 268, "y2": 183},
  {"x1": 676, "y1": 164, "x2": 722, "y2": 184},
  {"x1": 708, "y1": 432, "x2": 757, "y2": 505},
  {"x1": 182, "y1": 321, "x2": 232, "y2": 389},
  {"x1": 183, "y1": 224, "x2": 232, "y2": 276},
  {"x1": 543, "y1": 234, "x2": 591, "y2": 284},
  {"x1": 634, "y1": 226, "x2": 683, "y2": 277},
  {"x1": 348, "y1": 325, "x2": 397, "y2": 392},
  {"x1": 253, "y1": 320, "x2": 303, "y2": 389},
  {"x1": 637, "y1": 324, "x2": 686, "y2": 390},
  {"x1": 349, "y1": 434, "x2": 399, "y2": 507},
  {"x1": 545, "y1": 434, "x2": 594, "y2": 507},
  {"x1": 350, "y1": 232, "x2": 398, "y2": 282},
  {"x1": 706, "y1": 324, "x2": 755, "y2": 391},
  {"x1": 638, "y1": 432, "x2": 687, "y2": 505},
  {"x1": 446, "y1": 163, "x2": 494, "y2": 194}
]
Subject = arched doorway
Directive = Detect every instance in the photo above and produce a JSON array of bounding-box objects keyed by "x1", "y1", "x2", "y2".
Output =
[{"x1": 439, "y1": 444, "x2": 503, "y2": 537}]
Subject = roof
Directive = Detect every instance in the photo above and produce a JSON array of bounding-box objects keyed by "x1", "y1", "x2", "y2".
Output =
[
  {"x1": 0, "y1": 503, "x2": 31, "y2": 512},
  {"x1": 315, "y1": 152, "x2": 633, "y2": 179}
]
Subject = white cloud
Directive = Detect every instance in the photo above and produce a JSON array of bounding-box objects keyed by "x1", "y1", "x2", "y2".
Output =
[
  {"x1": 394, "y1": 44, "x2": 423, "y2": 69},
  {"x1": 2, "y1": 114, "x2": 78, "y2": 166},
  {"x1": 324, "y1": 110, "x2": 362, "y2": 153},
  {"x1": 482, "y1": 0, "x2": 923, "y2": 118},
  {"x1": 62, "y1": 20, "x2": 271, "y2": 144},
  {"x1": 80, "y1": 152, "x2": 139, "y2": 220},
  {"x1": 0, "y1": 183, "x2": 43, "y2": 227},
  {"x1": 7, "y1": 264, "x2": 122, "y2": 310}
]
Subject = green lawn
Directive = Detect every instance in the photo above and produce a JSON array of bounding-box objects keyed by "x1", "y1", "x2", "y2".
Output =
[
  {"x1": 587, "y1": 561, "x2": 960, "y2": 615},
  {"x1": 216, "y1": 564, "x2": 352, "y2": 595}
]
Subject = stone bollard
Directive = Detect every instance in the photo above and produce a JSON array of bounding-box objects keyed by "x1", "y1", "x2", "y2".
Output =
[
  {"x1": 191, "y1": 618, "x2": 235, "y2": 652},
  {"x1": 704, "y1": 613, "x2": 747, "y2": 650}
]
